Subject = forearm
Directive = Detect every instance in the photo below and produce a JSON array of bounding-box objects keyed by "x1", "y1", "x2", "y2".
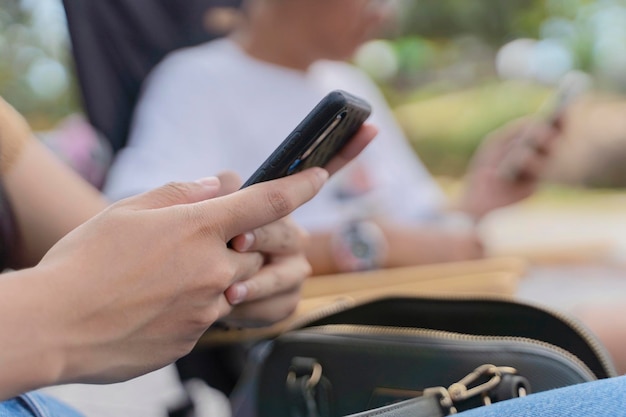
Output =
[
  {"x1": 306, "y1": 221, "x2": 484, "y2": 276},
  {"x1": 0, "y1": 268, "x2": 66, "y2": 400},
  {"x1": 1, "y1": 119, "x2": 107, "y2": 268},
  {"x1": 381, "y1": 221, "x2": 484, "y2": 267},
  {"x1": 6, "y1": 140, "x2": 107, "y2": 267}
]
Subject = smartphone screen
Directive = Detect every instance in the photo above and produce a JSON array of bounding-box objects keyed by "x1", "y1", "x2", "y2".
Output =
[{"x1": 241, "y1": 90, "x2": 371, "y2": 188}]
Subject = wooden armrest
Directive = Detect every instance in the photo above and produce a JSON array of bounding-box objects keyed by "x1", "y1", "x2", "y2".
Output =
[
  {"x1": 198, "y1": 257, "x2": 526, "y2": 346},
  {"x1": 302, "y1": 256, "x2": 527, "y2": 298}
]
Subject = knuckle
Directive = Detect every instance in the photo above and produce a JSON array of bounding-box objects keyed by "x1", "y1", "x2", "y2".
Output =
[
  {"x1": 221, "y1": 262, "x2": 239, "y2": 284},
  {"x1": 187, "y1": 205, "x2": 223, "y2": 240},
  {"x1": 194, "y1": 307, "x2": 221, "y2": 329},
  {"x1": 265, "y1": 189, "x2": 294, "y2": 218},
  {"x1": 244, "y1": 251, "x2": 264, "y2": 273},
  {"x1": 161, "y1": 181, "x2": 193, "y2": 201},
  {"x1": 211, "y1": 259, "x2": 238, "y2": 288},
  {"x1": 278, "y1": 218, "x2": 308, "y2": 252}
]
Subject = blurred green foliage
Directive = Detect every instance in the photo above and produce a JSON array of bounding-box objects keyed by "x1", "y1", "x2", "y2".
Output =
[
  {"x1": 0, "y1": 0, "x2": 77, "y2": 129},
  {"x1": 396, "y1": 0, "x2": 549, "y2": 45},
  {"x1": 393, "y1": 81, "x2": 550, "y2": 176},
  {"x1": 2, "y1": 0, "x2": 626, "y2": 181},
  {"x1": 368, "y1": 0, "x2": 626, "y2": 177}
]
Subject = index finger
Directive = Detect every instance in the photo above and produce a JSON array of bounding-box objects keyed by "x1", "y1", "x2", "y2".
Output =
[{"x1": 198, "y1": 167, "x2": 329, "y2": 240}]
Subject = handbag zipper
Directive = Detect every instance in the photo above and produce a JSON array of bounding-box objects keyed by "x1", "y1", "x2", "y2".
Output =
[
  {"x1": 285, "y1": 294, "x2": 616, "y2": 378},
  {"x1": 299, "y1": 323, "x2": 597, "y2": 381}
]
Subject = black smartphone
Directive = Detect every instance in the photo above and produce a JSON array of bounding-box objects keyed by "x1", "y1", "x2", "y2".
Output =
[{"x1": 241, "y1": 90, "x2": 372, "y2": 188}]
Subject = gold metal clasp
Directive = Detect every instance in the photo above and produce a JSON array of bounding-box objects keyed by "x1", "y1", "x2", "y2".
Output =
[
  {"x1": 286, "y1": 361, "x2": 323, "y2": 389},
  {"x1": 422, "y1": 364, "x2": 521, "y2": 414},
  {"x1": 447, "y1": 364, "x2": 518, "y2": 404}
]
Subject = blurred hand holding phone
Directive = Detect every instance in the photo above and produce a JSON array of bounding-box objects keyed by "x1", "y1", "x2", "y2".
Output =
[{"x1": 498, "y1": 71, "x2": 593, "y2": 181}]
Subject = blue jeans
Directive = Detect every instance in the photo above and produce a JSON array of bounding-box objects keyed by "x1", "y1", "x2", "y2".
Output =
[
  {"x1": 0, "y1": 392, "x2": 83, "y2": 417},
  {"x1": 3, "y1": 377, "x2": 626, "y2": 417},
  {"x1": 458, "y1": 375, "x2": 626, "y2": 417}
]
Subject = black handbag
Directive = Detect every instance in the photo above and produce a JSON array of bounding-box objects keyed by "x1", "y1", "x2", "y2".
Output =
[
  {"x1": 251, "y1": 296, "x2": 616, "y2": 417},
  {"x1": 342, "y1": 363, "x2": 529, "y2": 417}
]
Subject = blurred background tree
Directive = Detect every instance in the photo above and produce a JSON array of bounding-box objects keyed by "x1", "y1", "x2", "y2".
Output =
[
  {"x1": 353, "y1": 0, "x2": 626, "y2": 178},
  {"x1": 0, "y1": 0, "x2": 77, "y2": 129},
  {"x1": 397, "y1": 0, "x2": 548, "y2": 45},
  {"x1": 3, "y1": 0, "x2": 626, "y2": 183}
]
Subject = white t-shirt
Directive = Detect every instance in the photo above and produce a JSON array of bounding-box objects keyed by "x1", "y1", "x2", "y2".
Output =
[{"x1": 104, "y1": 38, "x2": 445, "y2": 229}]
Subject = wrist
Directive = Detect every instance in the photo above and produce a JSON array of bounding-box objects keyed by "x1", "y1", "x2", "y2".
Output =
[
  {"x1": 0, "y1": 268, "x2": 67, "y2": 398},
  {"x1": 431, "y1": 211, "x2": 485, "y2": 259},
  {"x1": 330, "y1": 220, "x2": 388, "y2": 272},
  {"x1": 435, "y1": 210, "x2": 478, "y2": 232},
  {"x1": 447, "y1": 190, "x2": 486, "y2": 221}
]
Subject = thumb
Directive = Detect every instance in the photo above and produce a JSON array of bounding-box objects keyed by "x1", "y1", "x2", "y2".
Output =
[{"x1": 120, "y1": 177, "x2": 223, "y2": 210}]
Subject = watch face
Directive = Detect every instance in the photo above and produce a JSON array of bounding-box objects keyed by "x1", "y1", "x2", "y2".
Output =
[
  {"x1": 353, "y1": 240, "x2": 374, "y2": 259},
  {"x1": 341, "y1": 221, "x2": 386, "y2": 271},
  {"x1": 346, "y1": 227, "x2": 375, "y2": 260}
]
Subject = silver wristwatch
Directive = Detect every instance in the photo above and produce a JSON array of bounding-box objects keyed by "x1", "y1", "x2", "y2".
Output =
[{"x1": 331, "y1": 220, "x2": 388, "y2": 272}]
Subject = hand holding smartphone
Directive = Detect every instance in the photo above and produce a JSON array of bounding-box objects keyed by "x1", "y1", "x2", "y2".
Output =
[
  {"x1": 498, "y1": 71, "x2": 592, "y2": 181},
  {"x1": 241, "y1": 90, "x2": 372, "y2": 188}
]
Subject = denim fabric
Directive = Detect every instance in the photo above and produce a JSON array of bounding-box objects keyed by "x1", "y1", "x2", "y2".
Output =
[
  {"x1": 0, "y1": 392, "x2": 84, "y2": 417},
  {"x1": 458, "y1": 375, "x2": 626, "y2": 417}
]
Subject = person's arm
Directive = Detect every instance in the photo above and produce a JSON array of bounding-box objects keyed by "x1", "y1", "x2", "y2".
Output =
[
  {"x1": 306, "y1": 221, "x2": 483, "y2": 276},
  {"x1": 0, "y1": 167, "x2": 328, "y2": 401},
  {"x1": 0, "y1": 109, "x2": 374, "y2": 400},
  {"x1": 0, "y1": 98, "x2": 107, "y2": 268}
]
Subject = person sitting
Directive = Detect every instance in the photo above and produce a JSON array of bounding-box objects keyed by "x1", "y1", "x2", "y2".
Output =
[{"x1": 104, "y1": 0, "x2": 560, "y2": 277}]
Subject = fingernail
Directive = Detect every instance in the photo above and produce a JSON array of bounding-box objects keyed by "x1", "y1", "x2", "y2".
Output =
[
  {"x1": 229, "y1": 284, "x2": 248, "y2": 305},
  {"x1": 240, "y1": 232, "x2": 255, "y2": 252},
  {"x1": 194, "y1": 176, "x2": 220, "y2": 189}
]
